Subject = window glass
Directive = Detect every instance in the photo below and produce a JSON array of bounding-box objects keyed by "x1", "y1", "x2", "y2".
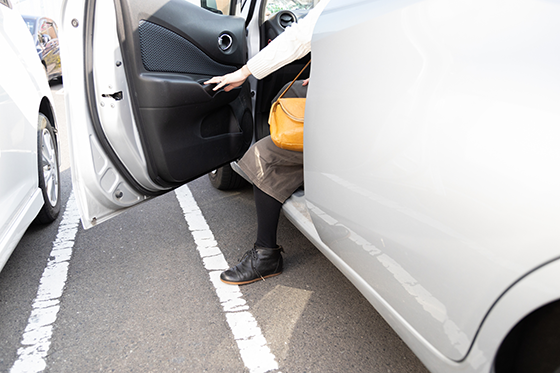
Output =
[
  {"x1": 38, "y1": 20, "x2": 53, "y2": 44},
  {"x1": 265, "y1": 0, "x2": 319, "y2": 16},
  {"x1": 46, "y1": 23, "x2": 57, "y2": 39},
  {"x1": 24, "y1": 20, "x2": 35, "y2": 34},
  {"x1": 183, "y1": 0, "x2": 233, "y2": 15}
]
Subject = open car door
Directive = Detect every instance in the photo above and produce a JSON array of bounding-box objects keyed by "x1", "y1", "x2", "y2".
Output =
[{"x1": 61, "y1": 0, "x2": 253, "y2": 228}]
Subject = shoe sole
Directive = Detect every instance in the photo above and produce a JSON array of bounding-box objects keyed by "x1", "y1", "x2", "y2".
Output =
[{"x1": 220, "y1": 272, "x2": 282, "y2": 285}]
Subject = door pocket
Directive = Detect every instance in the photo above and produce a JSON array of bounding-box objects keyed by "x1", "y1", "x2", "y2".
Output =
[{"x1": 200, "y1": 107, "x2": 242, "y2": 138}]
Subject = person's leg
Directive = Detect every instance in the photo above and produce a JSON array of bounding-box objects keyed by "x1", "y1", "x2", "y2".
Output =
[
  {"x1": 254, "y1": 184, "x2": 283, "y2": 249},
  {"x1": 220, "y1": 82, "x2": 307, "y2": 285},
  {"x1": 220, "y1": 186, "x2": 284, "y2": 285}
]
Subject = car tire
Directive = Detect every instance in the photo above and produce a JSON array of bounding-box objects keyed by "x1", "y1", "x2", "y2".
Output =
[
  {"x1": 35, "y1": 113, "x2": 61, "y2": 224},
  {"x1": 208, "y1": 164, "x2": 247, "y2": 190},
  {"x1": 495, "y1": 300, "x2": 560, "y2": 373}
]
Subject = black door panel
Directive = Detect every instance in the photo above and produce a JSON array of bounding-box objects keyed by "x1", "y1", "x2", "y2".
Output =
[
  {"x1": 117, "y1": 0, "x2": 246, "y2": 65},
  {"x1": 138, "y1": 21, "x2": 240, "y2": 76},
  {"x1": 134, "y1": 73, "x2": 240, "y2": 108},
  {"x1": 102, "y1": 0, "x2": 252, "y2": 187},
  {"x1": 138, "y1": 84, "x2": 252, "y2": 183}
]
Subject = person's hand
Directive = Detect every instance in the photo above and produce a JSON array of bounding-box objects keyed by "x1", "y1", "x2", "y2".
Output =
[
  {"x1": 302, "y1": 78, "x2": 310, "y2": 86},
  {"x1": 205, "y1": 65, "x2": 252, "y2": 92}
]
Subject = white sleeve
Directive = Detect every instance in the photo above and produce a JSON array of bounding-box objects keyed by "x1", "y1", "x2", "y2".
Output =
[{"x1": 246, "y1": 0, "x2": 330, "y2": 80}]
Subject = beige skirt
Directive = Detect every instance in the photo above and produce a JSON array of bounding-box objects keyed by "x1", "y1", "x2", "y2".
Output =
[
  {"x1": 238, "y1": 136, "x2": 303, "y2": 203},
  {"x1": 238, "y1": 79, "x2": 307, "y2": 203}
]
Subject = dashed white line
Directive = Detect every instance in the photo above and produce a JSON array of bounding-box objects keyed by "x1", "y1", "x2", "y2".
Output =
[
  {"x1": 175, "y1": 185, "x2": 278, "y2": 373},
  {"x1": 10, "y1": 192, "x2": 80, "y2": 373}
]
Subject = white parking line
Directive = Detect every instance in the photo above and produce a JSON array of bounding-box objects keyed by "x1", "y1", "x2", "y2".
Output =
[
  {"x1": 10, "y1": 193, "x2": 80, "y2": 373},
  {"x1": 175, "y1": 185, "x2": 278, "y2": 373}
]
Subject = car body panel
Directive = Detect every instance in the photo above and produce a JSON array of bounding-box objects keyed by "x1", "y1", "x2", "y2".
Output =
[
  {"x1": 305, "y1": 0, "x2": 560, "y2": 363},
  {"x1": 284, "y1": 191, "x2": 560, "y2": 372},
  {"x1": 0, "y1": 1, "x2": 58, "y2": 271},
  {"x1": 0, "y1": 190, "x2": 43, "y2": 272},
  {"x1": 61, "y1": 0, "x2": 252, "y2": 229}
]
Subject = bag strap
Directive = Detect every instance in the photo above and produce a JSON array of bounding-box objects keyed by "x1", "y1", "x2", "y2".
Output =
[
  {"x1": 278, "y1": 100, "x2": 305, "y2": 121},
  {"x1": 278, "y1": 60, "x2": 311, "y2": 100}
]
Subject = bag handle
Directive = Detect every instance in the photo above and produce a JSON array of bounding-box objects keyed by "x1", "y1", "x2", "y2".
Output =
[{"x1": 278, "y1": 60, "x2": 311, "y2": 100}]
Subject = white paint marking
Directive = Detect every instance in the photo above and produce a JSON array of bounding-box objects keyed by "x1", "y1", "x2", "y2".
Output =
[
  {"x1": 175, "y1": 185, "x2": 278, "y2": 373},
  {"x1": 10, "y1": 193, "x2": 80, "y2": 373}
]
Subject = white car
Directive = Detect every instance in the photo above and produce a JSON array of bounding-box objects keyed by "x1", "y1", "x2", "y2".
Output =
[
  {"x1": 60, "y1": 0, "x2": 560, "y2": 372},
  {"x1": 0, "y1": 0, "x2": 61, "y2": 272}
]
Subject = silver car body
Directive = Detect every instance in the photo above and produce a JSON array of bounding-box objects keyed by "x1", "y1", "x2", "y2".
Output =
[
  {"x1": 297, "y1": 0, "x2": 560, "y2": 370},
  {"x1": 61, "y1": 0, "x2": 560, "y2": 371}
]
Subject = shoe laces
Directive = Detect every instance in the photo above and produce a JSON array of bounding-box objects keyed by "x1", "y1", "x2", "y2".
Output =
[
  {"x1": 249, "y1": 247, "x2": 265, "y2": 282},
  {"x1": 238, "y1": 246, "x2": 282, "y2": 282}
]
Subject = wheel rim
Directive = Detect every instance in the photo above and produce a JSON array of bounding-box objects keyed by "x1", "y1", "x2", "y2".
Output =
[{"x1": 41, "y1": 128, "x2": 59, "y2": 206}]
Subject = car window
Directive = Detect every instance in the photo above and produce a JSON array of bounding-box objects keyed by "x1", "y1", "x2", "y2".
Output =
[
  {"x1": 38, "y1": 20, "x2": 57, "y2": 45},
  {"x1": 24, "y1": 19, "x2": 35, "y2": 34},
  {"x1": 265, "y1": 0, "x2": 318, "y2": 17},
  {"x1": 183, "y1": 0, "x2": 234, "y2": 15},
  {"x1": 45, "y1": 23, "x2": 57, "y2": 39}
]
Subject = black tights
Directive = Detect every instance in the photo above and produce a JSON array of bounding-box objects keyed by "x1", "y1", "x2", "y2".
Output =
[{"x1": 254, "y1": 185, "x2": 282, "y2": 249}]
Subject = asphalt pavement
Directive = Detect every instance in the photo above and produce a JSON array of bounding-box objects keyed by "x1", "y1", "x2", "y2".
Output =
[{"x1": 0, "y1": 82, "x2": 429, "y2": 373}]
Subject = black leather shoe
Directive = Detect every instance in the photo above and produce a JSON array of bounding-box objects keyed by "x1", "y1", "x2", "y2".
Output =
[{"x1": 220, "y1": 245, "x2": 284, "y2": 285}]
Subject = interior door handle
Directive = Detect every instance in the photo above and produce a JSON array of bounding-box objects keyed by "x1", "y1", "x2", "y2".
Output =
[
  {"x1": 200, "y1": 82, "x2": 219, "y2": 97},
  {"x1": 218, "y1": 33, "x2": 233, "y2": 51}
]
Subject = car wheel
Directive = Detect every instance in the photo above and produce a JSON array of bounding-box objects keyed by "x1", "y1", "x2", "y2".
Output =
[
  {"x1": 208, "y1": 163, "x2": 247, "y2": 190},
  {"x1": 35, "y1": 113, "x2": 61, "y2": 223},
  {"x1": 495, "y1": 300, "x2": 560, "y2": 373}
]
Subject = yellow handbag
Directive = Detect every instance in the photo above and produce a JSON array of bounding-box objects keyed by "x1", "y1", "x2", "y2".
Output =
[{"x1": 269, "y1": 61, "x2": 311, "y2": 152}]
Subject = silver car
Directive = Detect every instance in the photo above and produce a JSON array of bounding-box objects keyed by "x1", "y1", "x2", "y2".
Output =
[{"x1": 61, "y1": 0, "x2": 560, "y2": 372}]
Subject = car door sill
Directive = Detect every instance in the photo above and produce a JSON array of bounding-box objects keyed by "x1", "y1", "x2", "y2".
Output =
[{"x1": 283, "y1": 191, "x2": 381, "y2": 301}]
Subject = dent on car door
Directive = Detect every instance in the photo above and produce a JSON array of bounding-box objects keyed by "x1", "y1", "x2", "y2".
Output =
[{"x1": 62, "y1": 0, "x2": 252, "y2": 228}]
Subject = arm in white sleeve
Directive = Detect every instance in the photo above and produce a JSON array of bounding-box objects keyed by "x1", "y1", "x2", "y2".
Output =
[{"x1": 247, "y1": 0, "x2": 330, "y2": 80}]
